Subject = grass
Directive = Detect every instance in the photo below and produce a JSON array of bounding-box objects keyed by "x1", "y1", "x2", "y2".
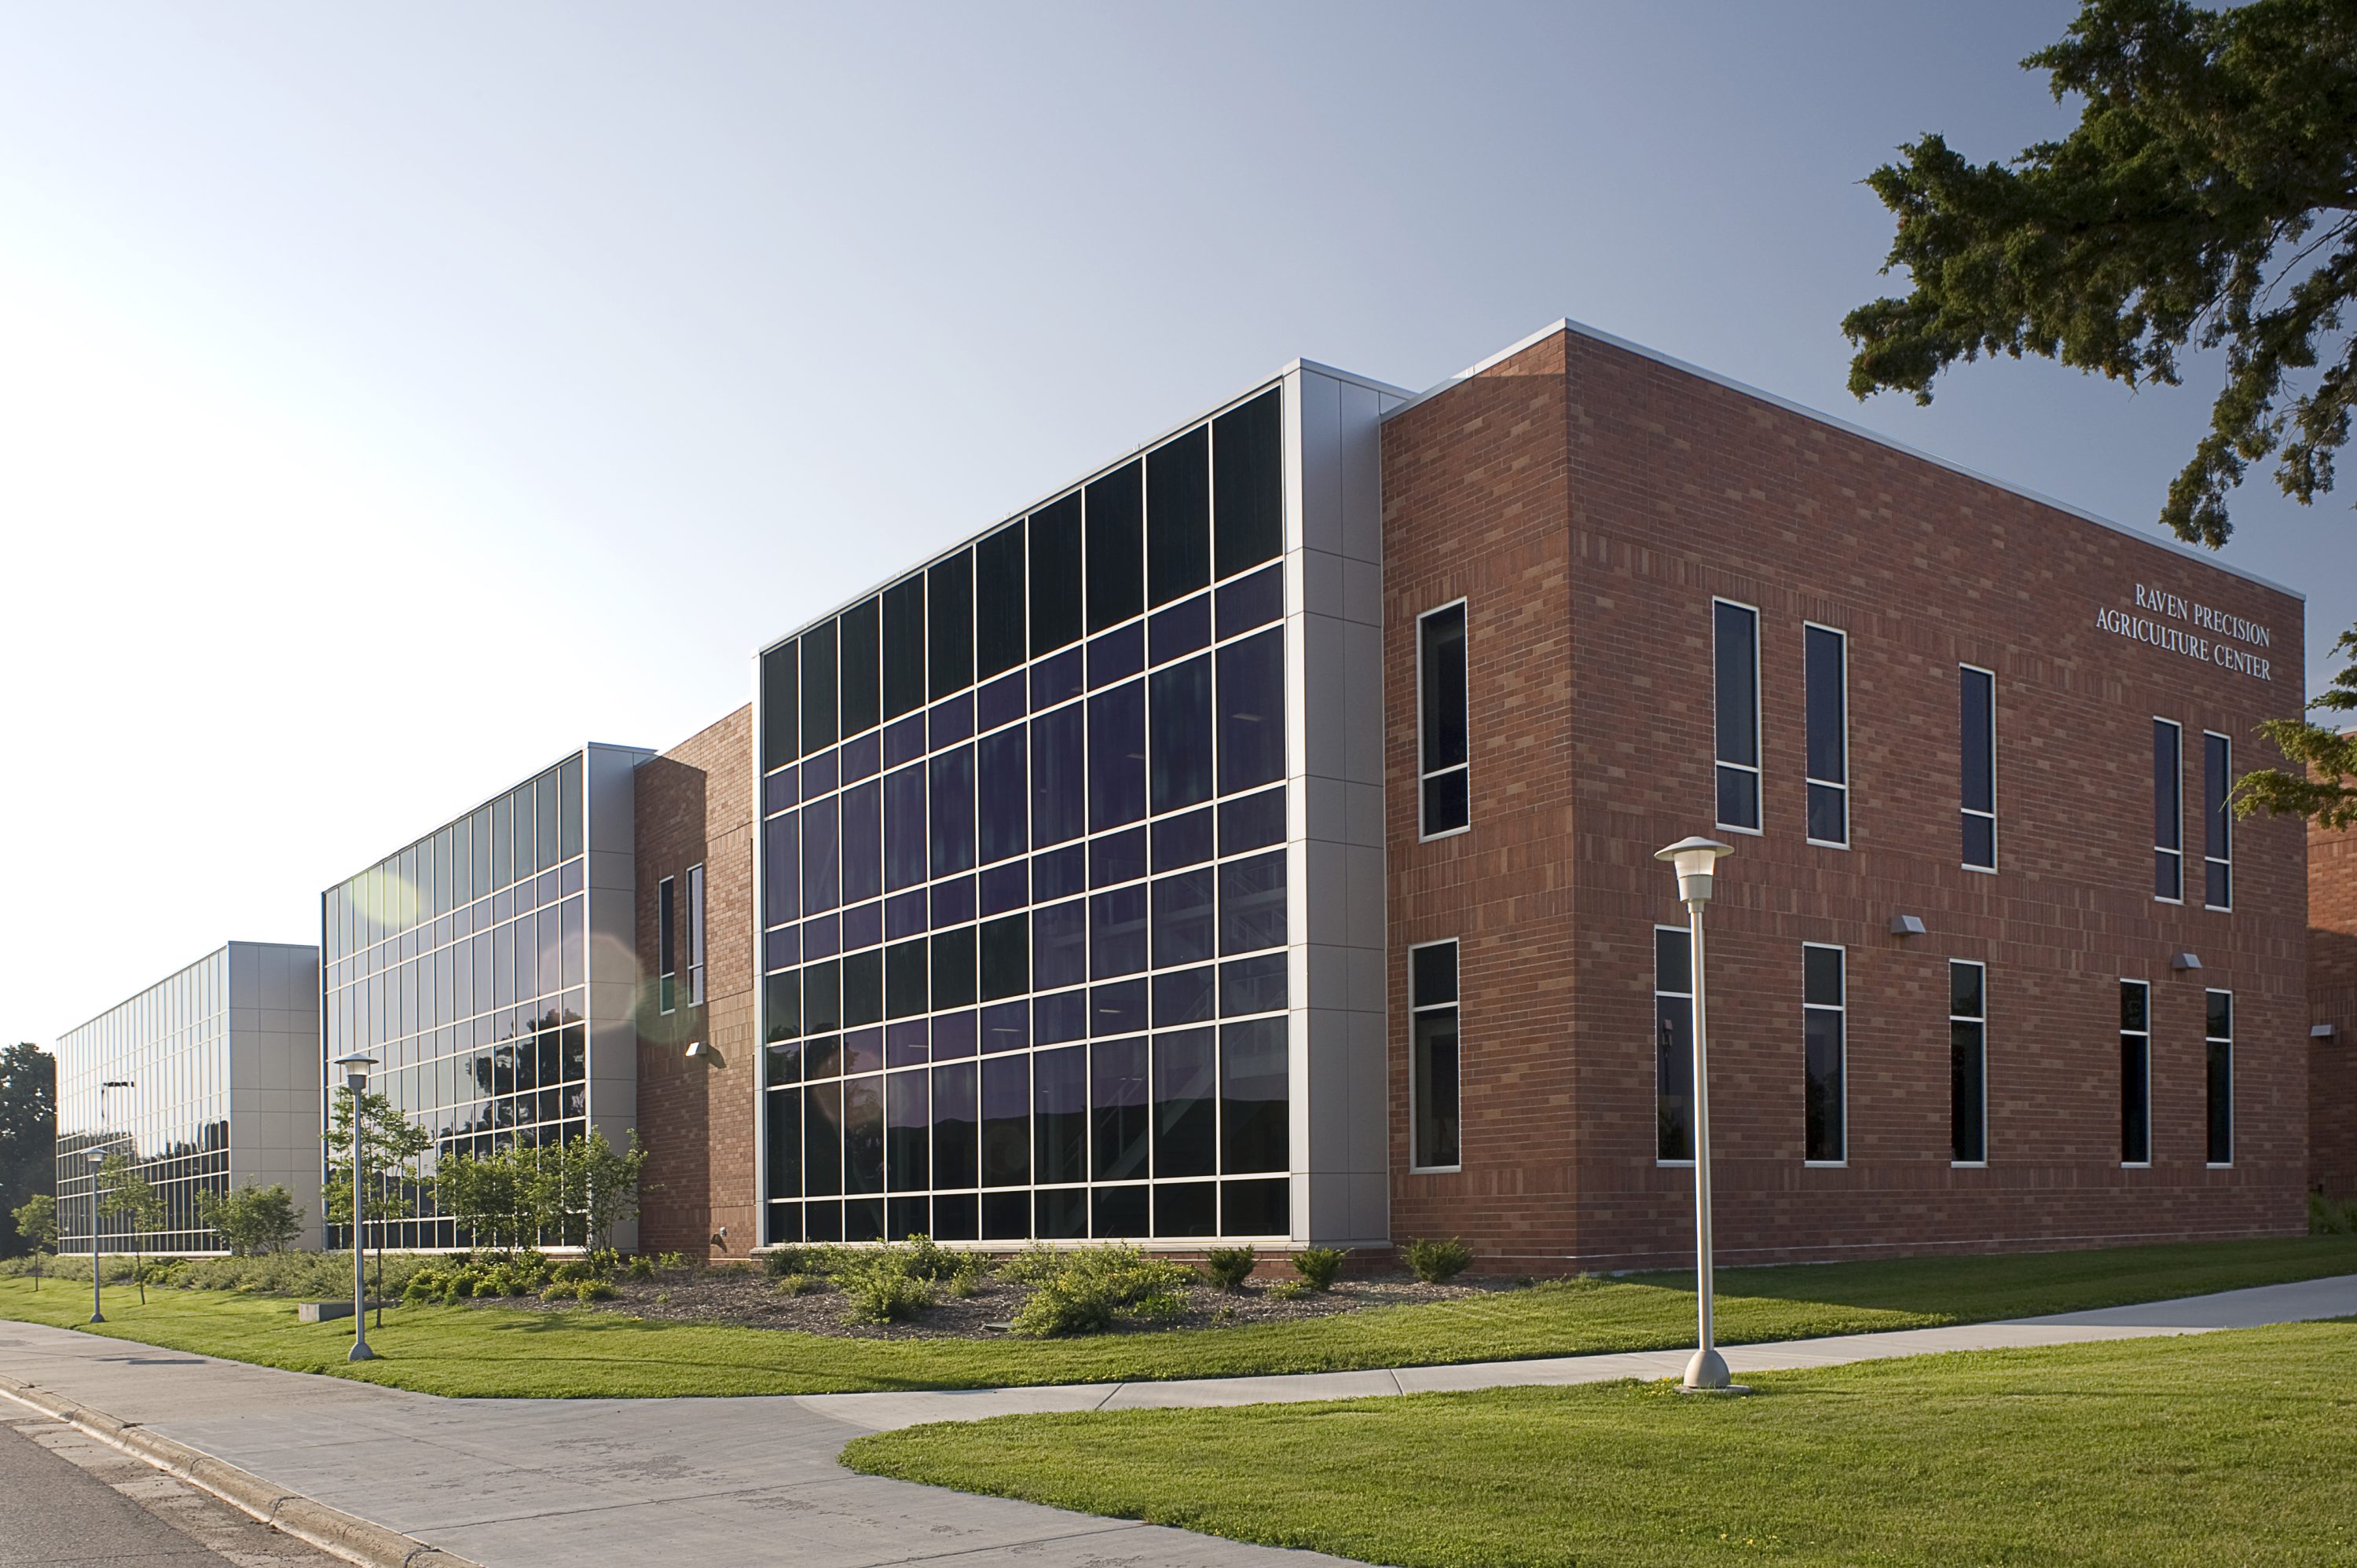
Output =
[
  {"x1": 0, "y1": 1233, "x2": 2350, "y2": 1399},
  {"x1": 843, "y1": 1322, "x2": 2357, "y2": 1567}
]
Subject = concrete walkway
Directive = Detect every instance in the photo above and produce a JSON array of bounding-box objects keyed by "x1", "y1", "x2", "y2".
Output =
[{"x1": 2, "y1": 1273, "x2": 2350, "y2": 1568}]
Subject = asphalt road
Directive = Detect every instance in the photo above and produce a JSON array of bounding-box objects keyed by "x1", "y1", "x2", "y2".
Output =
[{"x1": 0, "y1": 1409, "x2": 339, "y2": 1567}]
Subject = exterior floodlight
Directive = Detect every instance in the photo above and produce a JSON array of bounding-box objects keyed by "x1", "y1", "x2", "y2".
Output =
[
  {"x1": 1654, "y1": 836, "x2": 1747, "y2": 1396},
  {"x1": 684, "y1": 1041, "x2": 709, "y2": 1060},
  {"x1": 2315, "y1": 1024, "x2": 2338, "y2": 1039},
  {"x1": 1889, "y1": 914, "x2": 1926, "y2": 938},
  {"x1": 1654, "y1": 837, "x2": 1734, "y2": 908},
  {"x1": 328, "y1": 1053, "x2": 378, "y2": 1361},
  {"x1": 2170, "y1": 952, "x2": 2203, "y2": 973}
]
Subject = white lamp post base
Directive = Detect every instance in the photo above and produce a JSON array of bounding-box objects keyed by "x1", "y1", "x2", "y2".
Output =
[
  {"x1": 346, "y1": 1342, "x2": 376, "y2": 1362},
  {"x1": 1679, "y1": 1346, "x2": 1750, "y2": 1395}
]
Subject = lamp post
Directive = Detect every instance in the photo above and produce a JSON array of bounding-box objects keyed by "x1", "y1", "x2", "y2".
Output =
[
  {"x1": 1653, "y1": 836, "x2": 1747, "y2": 1395},
  {"x1": 90, "y1": 1079, "x2": 134, "y2": 1324},
  {"x1": 330, "y1": 1052, "x2": 378, "y2": 1361}
]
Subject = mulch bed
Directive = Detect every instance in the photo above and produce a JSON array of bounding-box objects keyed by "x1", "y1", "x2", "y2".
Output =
[{"x1": 472, "y1": 1265, "x2": 1511, "y2": 1340}]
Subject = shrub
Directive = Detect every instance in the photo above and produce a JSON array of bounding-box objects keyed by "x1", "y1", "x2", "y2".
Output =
[
  {"x1": 761, "y1": 1247, "x2": 810, "y2": 1278},
  {"x1": 772, "y1": 1272, "x2": 823, "y2": 1297},
  {"x1": 1268, "y1": 1279, "x2": 1313, "y2": 1302},
  {"x1": 626, "y1": 1255, "x2": 656, "y2": 1281},
  {"x1": 1009, "y1": 1245, "x2": 1197, "y2": 1338},
  {"x1": 995, "y1": 1243, "x2": 1067, "y2": 1285},
  {"x1": 1404, "y1": 1236, "x2": 1473, "y2": 1284},
  {"x1": 839, "y1": 1262, "x2": 934, "y2": 1323},
  {"x1": 902, "y1": 1233, "x2": 961, "y2": 1281},
  {"x1": 2312, "y1": 1192, "x2": 2357, "y2": 1235},
  {"x1": 540, "y1": 1281, "x2": 574, "y2": 1301},
  {"x1": 1204, "y1": 1245, "x2": 1257, "y2": 1291},
  {"x1": 945, "y1": 1256, "x2": 985, "y2": 1299},
  {"x1": 574, "y1": 1280, "x2": 615, "y2": 1302},
  {"x1": 1293, "y1": 1247, "x2": 1348, "y2": 1291}
]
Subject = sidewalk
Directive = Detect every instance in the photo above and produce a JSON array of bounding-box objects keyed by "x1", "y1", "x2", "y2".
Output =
[{"x1": 2, "y1": 1273, "x2": 2350, "y2": 1568}]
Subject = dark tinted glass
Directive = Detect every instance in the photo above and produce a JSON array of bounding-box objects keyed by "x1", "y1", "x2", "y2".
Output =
[
  {"x1": 882, "y1": 575, "x2": 926, "y2": 721},
  {"x1": 885, "y1": 939, "x2": 928, "y2": 1018},
  {"x1": 1149, "y1": 592, "x2": 1211, "y2": 665},
  {"x1": 1219, "y1": 953, "x2": 1287, "y2": 1015},
  {"x1": 843, "y1": 1076, "x2": 883, "y2": 1194},
  {"x1": 1032, "y1": 899, "x2": 1086, "y2": 991},
  {"x1": 1212, "y1": 389, "x2": 1282, "y2": 578},
  {"x1": 981, "y1": 1061, "x2": 1029, "y2": 1183},
  {"x1": 975, "y1": 522, "x2": 1026, "y2": 680},
  {"x1": 1149, "y1": 655, "x2": 1213, "y2": 815},
  {"x1": 1951, "y1": 1020, "x2": 1985, "y2": 1163},
  {"x1": 1148, "y1": 425, "x2": 1211, "y2": 606},
  {"x1": 1411, "y1": 941, "x2": 1457, "y2": 1007},
  {"x1": 1085, "y1": 461, "x2": 1144, "y2": 634},
  {"x1": 2207, "y1": 1032, "x2": 2232, "y2": 1163},
  {"x1": 765, "y1": 1087, "x2": 800, "y2": 1196},
  {"x1": 1091, "y1": 884, "x2": 1149, "y2": 979},
  {"x1": 1153, "y1": 805, "x2": 1215, "y2": 870},
  {"x1": 1804, "y1": 1006, "x2": 1843, "y2": 1162},
  {"x1": 1153, "y1": 1028, "x2": 1216, "y2": 1176},
  {"x1": 2205, "y1": 731, "x2": 2231, "y2": 862},
  {"x1": 979, "y1": 914, "x2": 1028, "y2": 1000},
  {"x1": 803, "y1": 1080, "x2": 841, "y2": 1196},
  {"x1": 1413, "y1": 1009, "x2": 1461, "y2": 1167},
  {"x1": 1032, "y1": 842, "x2": 1085, "y2": 901},
  {"x1": 929, "y1": 550, "x2": 973, "y2": 698},
  {"x1": 1960, "y1": 666, "x2": 1994, "y2": 812},
  {"x1": 1028, "y1": 494, "x2": 1083, "y2": 655},
  {"x1": 1152, "y1": 965, "x2": 1215, "y2": 1026},
  {"x1": 1088, "y1": 680, "x2": 1147, "y2": 831},
  {"x1": 1088, "y1": 622, "x2": 1144, "y2": 690},
  {"x1": 1091, "y1": 1038, "x2": 1150, "y2": 1180},
  {"x1": 1032, "y1": 705, "x2": 1086, "y2": 847},
  {"x1": 1219, "y1": 786, "x2": 1285, "y2": 854},
  {"x1": 1713, "y1": 601, "x2": 1757, "y2": 769},
  {"x1": 882, "y1": 764, "x2": 925, "y2": 892},
  {"x1": 839, "y1": 598, "x2": 881, "y2": 738},
  {"x1": 1033, "y1": 1046, "x2": 1087, "y2": 1184},
  {"x1": 801, "y1": 620, "x2": 838, "y2": 755},
  {"x1": 2207, "y1": 989, "x2": 2232, "y2": 1040},
  {"x1": 1804, "y1": 625, "x2": 1845, "y2": 786},
  {"x1": 1963, "y1": 812, "x2": 1996, "y2": 870},
  {"x1": 1804, "y1": 946, "x2": 1843, "y2": 1007},
  {"x1": 1219, "y1": 1016, "x2": 1288, "y2": 1172},
  {"x1": 762, "y1": 643, "x2": 797, "y2": 771},
  {"x1": 1216, "y1": 563, "x2": 1284, "y2": 639},
  {"x1": 801, "y1": 795, "x2": 839, "y2": 913},
  {"x1": 977, "y1": 727, "x2": 1026, "y2": 865},
  {"x1": 1219, "y1": 852, "x2": 1286, "y2": 954},
  {"x1": 2120, "y1": 980, "x2": 2148, "y2": 1034},
  {"x1": 805, "y1": 958, "x2": 841, "y2": 1034},
  {"x1": 842, "y1": 949, "x2": 882, "y2": 1028},
  {"x1": 1090, "y1": 825, "x2": 1146, "y2": 888},
  {"x1": 1153, "y1": 868, "x2": 1215, "y2": 968},
  {"x1": 2154, "y1": 720, "x2": 2181, "y2": 851},
  {"x1": 1949, "y1": 961, "x2": 1984, "y2": 1019},
  {"x1": 1216, "y1": 627, "x2": 1285, "y2": 793},
  {"x1": 931, "y1": 926, "x2": 977, "y2": 1009},
  {"x1": 1653, "y1": 927, "x2": 1690, "y2": 995},
  {"x1": 841, "y1": 781, "x2": 881, "y2": 904},
  {"x1": 1423, "y1": 773, "x2": 1469, "y2": 839},
  {"x1": 932, "y1": 1061, "x2": 979, "y2": 1189}
]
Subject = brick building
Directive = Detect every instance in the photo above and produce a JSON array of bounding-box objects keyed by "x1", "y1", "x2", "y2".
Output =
[
  {"x1": 609, "y1": 318, "x2": 2315, "y2": 1269},
  {"x1": 2311, "y1": 794, "x2": 2355, "y2": 1201}
]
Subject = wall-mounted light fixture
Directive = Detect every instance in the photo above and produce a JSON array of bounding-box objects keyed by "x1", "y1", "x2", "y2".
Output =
[
  {"x1": 2170, "y1": 952, "x2": 2202, "y2": 973},
  {"x1": 2315, "y1": 1023, "x2": 2339, "y2": 1040},
  {"x1": 1888, "y1": 914, "x2": 1926, "y2": 937}
]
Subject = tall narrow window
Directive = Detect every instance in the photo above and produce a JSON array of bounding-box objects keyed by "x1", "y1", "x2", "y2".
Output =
[
  {"x1": 2120, "y1": 980, "x2": 2151, "y2": 1165},
  {"x1": 1960, "y1": 665, "x2": 1996, "y2": 870},
  {"x1": 1804, "y1": 624, "x2": 1848, "y2": 845},
  {"x1": 1417, "y1": 602, "x2": 1469, "y2": 837},
  {"x1": 687, "y1": 863, "x2": 707, "y2": 1006},
  {"x1": 1803, "y1": 944, "x2": 1844, "y2": 1163},
  {"x1": 1655, "y1": 926, "x2": 1694, "y2": 1162},
  {"x1": 1949, "y1": 961, "x2": 1986, "y2": 1165},
  {"x1": 1410, "y1": 941, "x2": 1461, "y2": 1170},
  {"x1": 2154, "y1": 718, "x2": 2183, "y2": 901},
  {"x1": 1714, "y1": 600, "x2": 1761, "y2": 832},
  {"x1": 2203, "y1": 731, "x2": 2232, "y2": 910},
  {"x1": 658, "y1": 876, "x2": 676, "y2": 1015},
  {"x1": 2205, "y1": 989, "x2": 2233, "y2": 1165}
]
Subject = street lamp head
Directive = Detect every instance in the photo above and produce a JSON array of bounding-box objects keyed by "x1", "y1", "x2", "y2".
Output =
[
  {"x1": 330, "y1": 1051, "x2": 378, "y2": 1094},
  {"x1": 1655, "y1": 836, "x2": 1735, "y2": 908}
]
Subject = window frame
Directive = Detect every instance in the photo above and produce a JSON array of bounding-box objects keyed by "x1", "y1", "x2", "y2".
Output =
[
  {"x1": 2120, "y1": 978, "x2": 2152, "y2": 1168},
  {"x1": 1959, "y1": 662, "x2": 1998, "y2": 874},
  {"x1": 1654, "y1": 923, "x2": 1695, "y2": 1167},
  {"x1": 1802, "y1": 621, "x2": 1849, "y2": 849},
  {"x1": 2205, "y1": 987, "x2": 2233, "y2": 1167},
  {"x1": 1415, "y1": 598, "x2": 1471, "y2": 842},
  {"x1": 2154, "y1": 717, "x2": 2184, "y2": 904},
  {"x1": 1802, "y1": 941, "x2": 1846, "y2": 1167},
  {"x1": 1408, "y1": 937, "x2": 1462, "y2": 1174},
  {"x1": 1712, "y1": 597, "x2": 1763, "y2": 837},
  {"x1": 1948, "y1": 958, "x2": 1987, "y2": 1168},
  {"x1": 687, "y1": 862, "x2": 707, "y2": 1007},
  {"x1": 658, "y1": 874, "x2": 676, "y2": 1017},
  {"x1": 2202, "y1": 730, "x2": 2233, "y2": 911}
]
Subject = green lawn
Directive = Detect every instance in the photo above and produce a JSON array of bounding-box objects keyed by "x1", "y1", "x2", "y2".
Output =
[
  {"x1": 0, "y1": 1234, "x2": 2350, "y2": 1399},
  {"x1": 843, "y1": 1322, "x2": 2357, "y2": 1567}
]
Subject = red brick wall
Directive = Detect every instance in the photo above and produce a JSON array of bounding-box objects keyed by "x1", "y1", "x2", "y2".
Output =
[
  {"x1": 2311, "y1": 789, "x2": 2357, "y2": 1198},
  {"x1": 633, "y1": 705, "x2": 757, "y2": 1261},
  {"x1": 1384, "y1": 327, "x2": 2311, "y2": 1271}
]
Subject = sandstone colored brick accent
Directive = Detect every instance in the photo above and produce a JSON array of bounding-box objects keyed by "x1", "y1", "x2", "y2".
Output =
[
  {"x1": 634, "y1": 705, "x2": 757, "y2": 1261},
  {"x1": 1385, "y1": 328, "x2": 2309, "y2": 1271}
]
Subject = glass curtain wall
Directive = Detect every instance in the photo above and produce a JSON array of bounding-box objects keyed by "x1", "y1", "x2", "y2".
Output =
[
  {"x1": 759, "y1": 386, "x2": 1292, "y2": 1246},
  {"x1": 321, "y1": 754, "x2": 590, "y2": 1249},
  {"x1": 54, "y1": 951, "x2": 233, "y2": 1251}
]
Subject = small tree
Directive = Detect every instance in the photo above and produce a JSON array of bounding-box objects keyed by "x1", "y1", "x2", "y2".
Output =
[
  {"x1": 195, "y1": 1184, "x2": 303, "y2": 1257},
  {"x1": 9, "y1": 1192, "x2": 57, "y2": 1290},
  {"x1": 436, "y1": 1145, "x2": 537, "y2": 1257},
  {"x1": 324, "y1": 1090, "x2": 432, "y2": 1321},
  {"x1": 95, "y1": 1152, "x2": 163, "y2": 1305},
  {"x1": 537, "y1": 1130, "x2": 650, "y2": 1250}
]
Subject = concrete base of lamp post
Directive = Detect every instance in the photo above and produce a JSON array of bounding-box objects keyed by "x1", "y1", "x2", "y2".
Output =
[{"x1": 1677, "y1": 1346, "x2": 1752, "y2": 1395}]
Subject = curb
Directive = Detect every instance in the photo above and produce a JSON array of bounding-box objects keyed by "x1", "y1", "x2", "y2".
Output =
[{"x1": 0, "y1": 1372, "x2": 482, "y2": 1568}]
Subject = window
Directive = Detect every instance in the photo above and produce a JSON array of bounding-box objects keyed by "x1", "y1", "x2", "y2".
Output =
[
  {"x1": 1949, "y1": 961, "x2": 1985, "y2": 1164},
  {"x1": 2154, "y1": 719, "x2": 2183, "y2": 901},
  {"x1": 1410, "y1": 941, "x2": 1461, "y2": 1170},
  {"x1": 2121, "y1": 980, "x2": 2151, "y2": 1165},
  {"x1": 1960, "y1": 665, "x2": 1996, "y2": 870},
  {"x1": 1714, "y1": 600, "x2": 1761, "y2": 832},
  {"x1": 1804, "y1": 625, "x2": 1848, "y2": 845},
  {"x1": 2206, "y1": 989, "x2": 2233, "y2": 1165},
  {"x1": 2204, "y1": 731, "x2": 2232, "y2": 910},
  {"x1": 687, "y1": 863, "x2": 706, "y2": 1006},
  {"x1": 1418, "y1": 602, "x2": 1469, "y2": 837},
  {"x1": 1655, "y1": 926, "x2": 1694, "y2": 1162},
  {"x1": 1803, "y1": 944, "x2": 1844, "y2": 1163},
  {"x1": 658, "y1": 876, "x2": 676, "y2": 1015}
]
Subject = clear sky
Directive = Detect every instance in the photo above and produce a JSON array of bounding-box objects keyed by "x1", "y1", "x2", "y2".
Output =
[{"x1": 2, "y1": 2, "x2": 2344, "y2": 1050}]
